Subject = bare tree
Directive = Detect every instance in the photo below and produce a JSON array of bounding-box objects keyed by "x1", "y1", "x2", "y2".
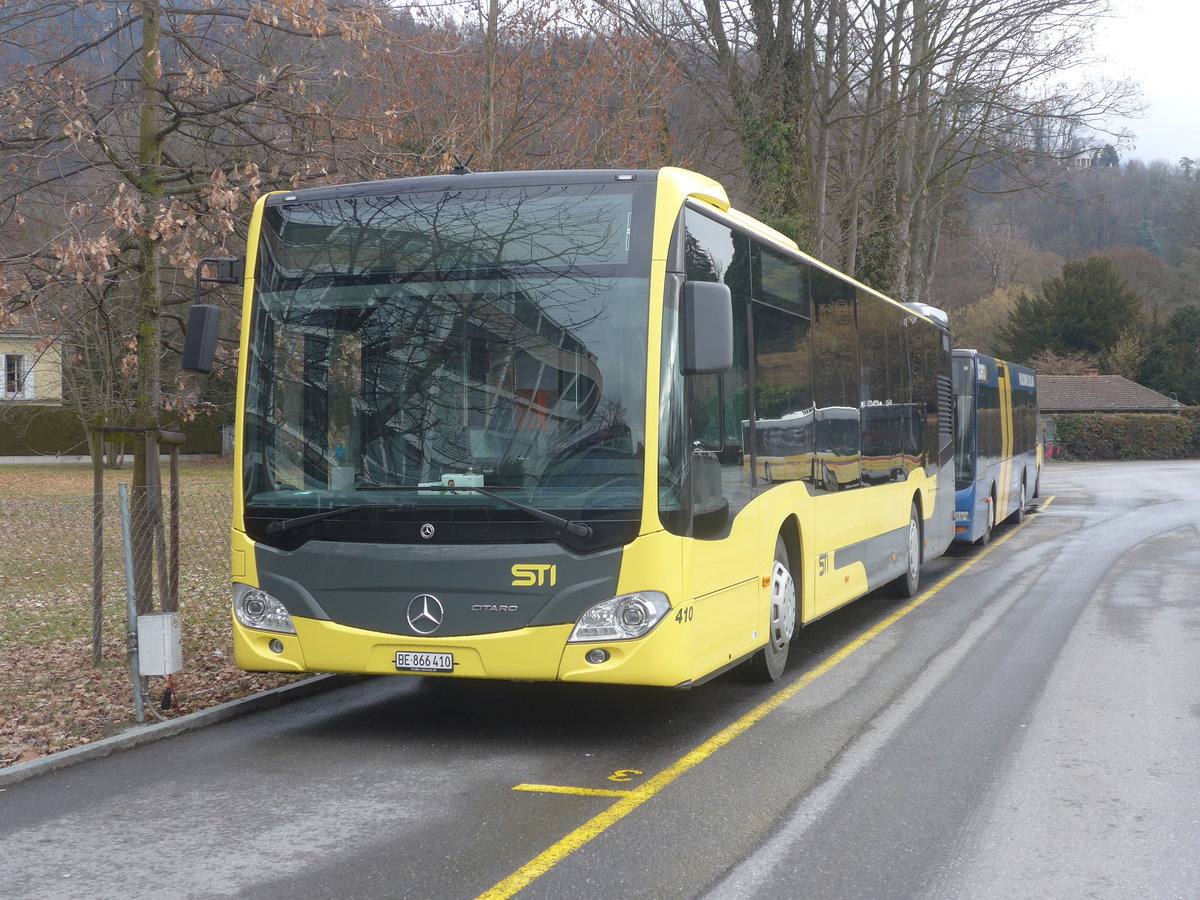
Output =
[
  {"x1": 0, "y1": 0, "x2": 397, "y2": 614},
  {"x1": 363, "y1": 0, "x2": 684, "y2": 174},
  {"x1": 600, "y1": 0, "x2": 1140, "y2": 302}
]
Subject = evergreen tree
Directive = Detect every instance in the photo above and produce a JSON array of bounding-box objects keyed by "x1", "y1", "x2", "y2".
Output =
[
  {"x1": 1140, "y1": 305, "x2": 1200, "y2": 405},
  {"x1": 999, "y1": 257, "x2": 1143, "y2": 363},
  {"x1": 1178, "y1": 159, "x2": 1200, "y2": 251}
]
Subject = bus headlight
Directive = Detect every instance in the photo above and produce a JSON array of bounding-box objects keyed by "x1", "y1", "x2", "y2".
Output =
[
  {"x1": 234, "y1": 585, "x2": 297, "y2": 634},
  {"x1": 568, "y1": 592, "x2": 670, "y2": 643}
]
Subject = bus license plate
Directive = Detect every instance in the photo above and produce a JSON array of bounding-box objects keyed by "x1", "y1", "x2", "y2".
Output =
[{"x1": 395, "y1": 651, "x2": 454, "y2": 672}]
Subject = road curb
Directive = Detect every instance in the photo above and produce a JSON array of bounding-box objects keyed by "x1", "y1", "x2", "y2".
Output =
[{"x1": 0, "y1": 673, "x2": 365, "y2": 789}]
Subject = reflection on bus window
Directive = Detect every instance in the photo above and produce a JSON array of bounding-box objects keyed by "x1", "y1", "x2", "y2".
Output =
[{"x1": 243, "y1": 183, "x2": 652, "y2": 522}]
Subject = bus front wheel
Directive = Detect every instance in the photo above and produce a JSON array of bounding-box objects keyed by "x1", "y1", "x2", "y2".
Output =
[
  {"x1": 749, "y1": 536, "x2": 796, "y2": 682},
  {"x1": 977, "y1": 490, "x2": 996, "y2": 546},
  {"x1": 1011, "y1": 479, "x2": 1027, "y2": 524}
]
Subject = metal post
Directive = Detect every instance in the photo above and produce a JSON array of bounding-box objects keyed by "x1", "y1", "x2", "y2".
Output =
[
  {"x1": 167, "y1": 444, "x2": 180, "y2": 612},
  {"x1": 91, "y1": 427, "x2": 104, "y2": 665},
  {"x1": 118, "y1": 483, "x2": 145, "y2": 724},
  {"x1": 147, "y1": 431, "x2": 168, "y2": 612}
]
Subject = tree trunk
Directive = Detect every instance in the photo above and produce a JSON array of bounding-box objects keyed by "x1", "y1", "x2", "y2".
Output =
[
  {"x1": 132, "y1": 0, "x2": 165, "y2": 617},
  {"x1": 483, "y1": 0, "x2": 499, "y2": 166}
]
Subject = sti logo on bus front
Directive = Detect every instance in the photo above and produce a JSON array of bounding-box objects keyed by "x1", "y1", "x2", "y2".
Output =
[{"x1": 512, "y1": 564, "x2": 557, "y2": 587}]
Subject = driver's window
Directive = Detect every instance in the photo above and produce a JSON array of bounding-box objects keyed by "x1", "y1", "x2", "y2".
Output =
[{"x1": 682, "y1": 209, "x2": 752, "y2": 537}]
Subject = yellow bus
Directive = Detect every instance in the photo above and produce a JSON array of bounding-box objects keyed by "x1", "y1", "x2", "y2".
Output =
[{"x1": 185, "y1": 167, "x2": 955, "y2": 686}]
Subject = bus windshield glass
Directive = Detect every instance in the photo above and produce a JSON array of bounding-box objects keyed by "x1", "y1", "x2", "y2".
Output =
[
  {"x1": 952, "y1": 355, "x2": 976, "y2": 485},
  {"x1": 242, "y1": 181, "x2": 653, "y2": 536}
]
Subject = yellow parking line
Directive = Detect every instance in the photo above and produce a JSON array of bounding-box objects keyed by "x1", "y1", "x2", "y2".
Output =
[
  {"x1": 513, "y1": 784, "x2": 632, "y2": 798},
  {"x1": 477, "y1": 503, "x2": 1050, "y2": 900}
]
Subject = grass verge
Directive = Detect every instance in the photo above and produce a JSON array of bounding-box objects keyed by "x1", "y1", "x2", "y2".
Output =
[{"x1": 0, "y1": 460, "x2": 302, "y2": 768}]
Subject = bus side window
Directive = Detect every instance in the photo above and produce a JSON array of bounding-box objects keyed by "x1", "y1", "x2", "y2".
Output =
[
  {"x1": 810, "y1": 272, "x2": 860, "y2": 490},
  {"x1": 680, "y1": 208, "x2": 754, "y2": 537},
  {"x1": 749, "y1": 243, "x2": 813, "y2": 485}
]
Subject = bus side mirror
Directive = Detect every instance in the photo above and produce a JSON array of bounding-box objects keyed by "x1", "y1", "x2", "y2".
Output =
[
  {"x1": 682, "y1": 281, "x2": 733, "y2": 375},
  {"x1": 182, "y1": 304, "x2": 222, "y2": 374},
  {"x1": 182, "y1": 256, "x2": 242, "y2": 374}
]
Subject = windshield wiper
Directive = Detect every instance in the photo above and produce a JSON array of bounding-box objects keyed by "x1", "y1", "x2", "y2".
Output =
[
  {"x1": 263, "y1": 502, "x2": 415, "y2": 535},
  {"x1": 356, "y1": 483, "x2": 593, "y2": 539}
]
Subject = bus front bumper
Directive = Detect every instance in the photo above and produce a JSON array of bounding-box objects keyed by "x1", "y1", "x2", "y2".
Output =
[{"x1": 233, "y1": 614, "x2": 694, "y2": 687}]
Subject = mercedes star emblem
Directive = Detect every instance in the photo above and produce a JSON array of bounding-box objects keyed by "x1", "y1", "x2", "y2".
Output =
[
  {"x1": 420, "y1": 523, "x2": 436, "y2": 539},
  {"x1": 407, "y1": 594, "x2": 444, "y2": 634}
]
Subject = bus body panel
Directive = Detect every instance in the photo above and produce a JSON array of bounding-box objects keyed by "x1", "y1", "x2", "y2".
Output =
[
  {"x1": 232, "y1": 467, "x2": 950, "y2": 686},
  {"x1": 235, "y1": 614, "x2": 575, "y2": 681},
  {"x1": 234, "y1": 526, "x2": 746, "y2": 687},
  {"x1": 251, "y1": 539, "x2": 624, "y2": 635}
]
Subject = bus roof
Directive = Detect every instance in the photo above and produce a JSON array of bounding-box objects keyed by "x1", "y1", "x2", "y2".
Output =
[{"x1": 264, "y1": 169, "x2": 660, "y2": 205}]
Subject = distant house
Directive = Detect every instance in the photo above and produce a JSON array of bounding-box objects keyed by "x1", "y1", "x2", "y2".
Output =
[
  {"x1": 0, "y1": 329, "x2": 63, "y2": 405},
  {"x1": 1038, "y1": 375, "x2": 1184, "y2": 415},
  {"x1": 1038, "y1": 374, "x2": 1184, "y2": 455}
]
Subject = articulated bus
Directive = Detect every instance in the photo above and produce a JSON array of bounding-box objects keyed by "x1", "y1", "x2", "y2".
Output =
[
  {"x1": 185, "y1": 167, "x2": 955, "y2": 686},
  {"x1": 952, "y1": 349, "x2": 1039, "y2": 545}
]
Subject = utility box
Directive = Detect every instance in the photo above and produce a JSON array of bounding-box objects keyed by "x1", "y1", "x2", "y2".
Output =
[{"x1": 138, "y1": 612, "x2": 183, "y2": 675}]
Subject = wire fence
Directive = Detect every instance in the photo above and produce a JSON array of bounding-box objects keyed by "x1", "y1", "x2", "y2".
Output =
[
  {"x1": 0, "y1": 478, "x2": 288, "y2": 765},
  {"x1": 0, "y1": 483, "x2": 231, "y2": 652}
]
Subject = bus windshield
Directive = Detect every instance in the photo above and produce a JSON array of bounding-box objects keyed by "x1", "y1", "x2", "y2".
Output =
[
  {"x1": 241, "y1": 181, "x2": 653, "y2": 538},
  {"x1": 952, "y1": 355, "x2": 977, "y2": 485}
]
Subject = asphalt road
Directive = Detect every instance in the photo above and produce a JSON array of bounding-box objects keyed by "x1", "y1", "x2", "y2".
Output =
[{"x1": 2, "y1": 461, "x2": 1197, "y2": 899}]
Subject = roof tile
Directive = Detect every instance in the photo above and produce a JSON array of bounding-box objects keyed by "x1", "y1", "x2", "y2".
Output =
[{"x1": 1038, "y1": 375, "x2": 1183, "y2": 413}]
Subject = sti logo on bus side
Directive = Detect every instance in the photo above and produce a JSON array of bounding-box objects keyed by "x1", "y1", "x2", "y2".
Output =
[{"x1": 512, "y1": 564, "x2": 557, "y2": 587}]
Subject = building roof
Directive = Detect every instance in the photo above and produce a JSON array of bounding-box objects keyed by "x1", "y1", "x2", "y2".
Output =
[{"x1": 1038, "y1": 375, "x2": 1184, "y2": 414}]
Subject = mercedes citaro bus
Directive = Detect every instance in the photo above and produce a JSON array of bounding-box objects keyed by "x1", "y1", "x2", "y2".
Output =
[{"x1": 183, "y1": 167, "x2": 955, "y2": 687}]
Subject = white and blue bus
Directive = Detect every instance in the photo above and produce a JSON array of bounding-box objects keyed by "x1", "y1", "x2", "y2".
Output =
[{"x1": 952, "y1": 349, "x2": 1039, "y2": 544}]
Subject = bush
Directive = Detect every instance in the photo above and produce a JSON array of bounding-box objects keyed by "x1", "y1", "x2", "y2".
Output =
[
  {"x1": 0, "y1": 407, "x2": 89, "y2": 456},
  {"x1": 1052, "y1": 412, "x2": 1197, "y2": 460},
  {"x1": 0, "y1": 405, "x2": 228, "y2": 456},
  {"x1": 1182, "y1": 407, "x2": 1200, "y2": 457}
]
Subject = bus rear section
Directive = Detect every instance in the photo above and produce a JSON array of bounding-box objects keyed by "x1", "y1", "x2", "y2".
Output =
[{"x1": 952, "y1": 349, "x2": 1039, "y2": 544}]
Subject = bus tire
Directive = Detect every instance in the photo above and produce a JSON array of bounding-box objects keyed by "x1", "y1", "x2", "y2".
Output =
[
  {"x1": 885, "y1": 502, "x2": 921, "y2": 598},
  {"x1": 749, "y1": 536, "x2": 796, "y2": 682},
  {"x1": 976, "y1": 489, "x2": 996, "y2": 546},
  {"x1": 1012, "y1": 479, "x2": 1027, "y2": 524}
]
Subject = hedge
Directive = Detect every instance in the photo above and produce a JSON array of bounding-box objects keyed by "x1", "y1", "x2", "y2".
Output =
[
  {"x1": 1051, "y1": 412, "x2": 1199, "y2": 460},
  {"x1": 8, "y1": 403, "x2": 1197, "y2": 463},
  {"x1": 0, "y1": 405, "x2": 229, "y2": 456}
]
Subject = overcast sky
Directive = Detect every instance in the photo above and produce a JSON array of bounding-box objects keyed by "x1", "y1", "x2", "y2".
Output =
[{"x1": 1094, "y1": 0, "x2": 1199, "y2": 165}]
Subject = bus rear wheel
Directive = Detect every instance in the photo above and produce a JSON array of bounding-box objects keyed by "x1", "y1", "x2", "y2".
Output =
[
  {"x1": 885, "y1": 502, "x2": 921, "y2": 598},
  {"x1": 749, "y1": 536, "x2": 796, "y2": 682}
]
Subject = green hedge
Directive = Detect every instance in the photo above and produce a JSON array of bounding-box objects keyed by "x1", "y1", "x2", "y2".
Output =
[
  {"x1": 0, "y1": 405, "x2": 229, "y2": 456},
  {"x1": 1183, "y1": 407, "x2": 1200, "y2": 457},
  {"x1": 1051, "y1": 412, "x2": 1199, "y2": 460}
]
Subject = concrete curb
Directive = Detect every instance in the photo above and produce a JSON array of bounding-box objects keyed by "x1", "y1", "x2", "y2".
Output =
[{"x1": 0, "y1": 673, "x2": 365, "y2": 789}]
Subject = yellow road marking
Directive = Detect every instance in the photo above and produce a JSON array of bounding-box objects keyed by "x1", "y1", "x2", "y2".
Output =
[
  {"x1": 513, "y1": 784, "x2": 632, "y2": 798},
  {"x1": 477, "y1": 503, "x2": 1052, "y2": 900}
]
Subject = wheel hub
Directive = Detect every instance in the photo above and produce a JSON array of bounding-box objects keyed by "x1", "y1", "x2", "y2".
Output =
[{"x1": 770, "y1": 560, "x2": 797, "y2": 649}]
